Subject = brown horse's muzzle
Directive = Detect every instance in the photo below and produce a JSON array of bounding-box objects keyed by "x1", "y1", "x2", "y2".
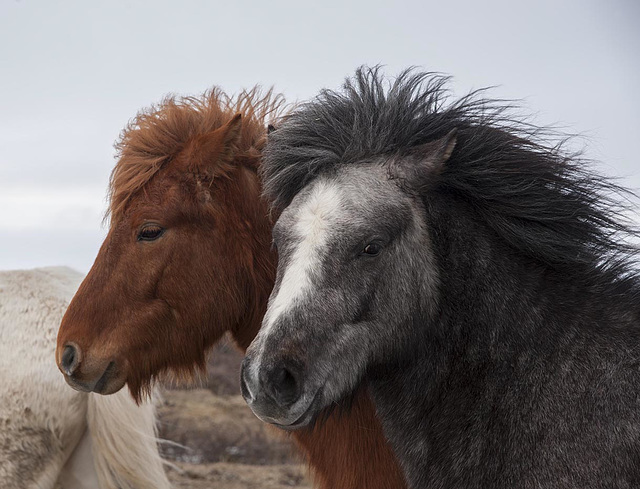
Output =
[{"x1": 55, "y1": 340, "x2": 127, "y2": 395}]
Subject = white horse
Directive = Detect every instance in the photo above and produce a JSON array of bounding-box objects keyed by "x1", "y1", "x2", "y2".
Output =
[{"x1": 0, "y1": 267, "x2": 171, "y2": 489}]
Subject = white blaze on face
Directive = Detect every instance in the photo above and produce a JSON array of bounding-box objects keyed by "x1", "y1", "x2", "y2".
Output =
[{"x1": 262, "y1": 179, "x2": 344, "y2": 336}]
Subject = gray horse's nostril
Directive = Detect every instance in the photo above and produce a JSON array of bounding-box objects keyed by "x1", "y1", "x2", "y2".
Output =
[
  {"x1": 241, "y1": 358, "x2": 304, "y2": 409},
  {"x1": 264, "y1": 364, "x2": 301, "y2": 407},
  {"x1": 61, "y1": 344, "x2": 80, "y2": 376}
]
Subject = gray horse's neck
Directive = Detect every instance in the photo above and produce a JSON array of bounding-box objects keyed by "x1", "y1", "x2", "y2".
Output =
[{"x1": 368, "y1": 201, "x2": 640, "y2": 488}]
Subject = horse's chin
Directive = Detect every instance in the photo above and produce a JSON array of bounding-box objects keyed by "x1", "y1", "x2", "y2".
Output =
[
  {"x1": 249, "y1": 388, "x2": 324, "y2": 432},
  {"x1": 271, "y1": 408, "x2": 317, "y2": 432},
  {"x1": 93, "y1": 370, "x2": 127, "y2": 395},
  {"x1": 62, "y1": 360, "x2": 127, "y2": 395}
]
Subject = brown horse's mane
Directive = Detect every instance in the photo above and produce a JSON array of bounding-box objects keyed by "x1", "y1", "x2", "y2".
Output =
[{"x1": 108, "y1": 87, "x2": 287, "y2": 221}]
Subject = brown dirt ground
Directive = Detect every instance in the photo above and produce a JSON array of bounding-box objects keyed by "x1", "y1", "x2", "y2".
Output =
[
  {"x1": 166, "y1": 462, "x2": 310, "y2": 489},
  {"x1": 157, "y1": 335, "x2": 312, "y2": 489}
]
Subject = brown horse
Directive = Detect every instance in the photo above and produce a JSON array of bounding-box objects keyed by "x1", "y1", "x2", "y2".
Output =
[{"x1": 55, "y1": 88, "x2": 406, "y2": 489}]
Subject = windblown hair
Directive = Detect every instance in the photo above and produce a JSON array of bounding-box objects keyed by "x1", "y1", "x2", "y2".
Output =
[
  {"x1": 109, "y1": 87, "x2": 286, "y2": 221},
  {"x1": 263, "y1": 67, "x2": 638, "y2": 274}
]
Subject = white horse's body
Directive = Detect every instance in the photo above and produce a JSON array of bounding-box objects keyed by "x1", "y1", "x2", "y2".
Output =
[{"x1": 0, "y1": 267, "x2": 170, "y2": 489}]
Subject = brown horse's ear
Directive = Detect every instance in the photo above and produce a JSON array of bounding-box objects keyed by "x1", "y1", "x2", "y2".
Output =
[
  {"x1": 181, "y1": 113, "x2": 243, "y2": 175},
  {"x1": 211, "y1": 113, "x2": 243, "y2": 165}
]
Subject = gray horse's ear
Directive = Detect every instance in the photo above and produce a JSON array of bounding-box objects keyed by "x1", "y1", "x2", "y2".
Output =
[
  {"x1": 413, "y1": 128, "x2": 457, "y2": 170},
  {"x1": 396, "y1": 129, "x2": 457, "y2": 187}
]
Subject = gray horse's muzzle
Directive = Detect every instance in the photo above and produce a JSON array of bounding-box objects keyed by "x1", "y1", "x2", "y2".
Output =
[{"x1": 240, "y1": 355, "x2": 320, "y2": 430}]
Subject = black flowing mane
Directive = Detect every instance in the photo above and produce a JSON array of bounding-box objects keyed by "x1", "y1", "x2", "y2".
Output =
[{"x1": 263, "y1": 67, "x2": 638, "y2": 277}]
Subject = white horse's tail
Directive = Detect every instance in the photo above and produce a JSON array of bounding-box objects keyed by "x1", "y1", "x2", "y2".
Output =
[{"x1": 88, "y1": 388, "x2": 171, "y2": 489}]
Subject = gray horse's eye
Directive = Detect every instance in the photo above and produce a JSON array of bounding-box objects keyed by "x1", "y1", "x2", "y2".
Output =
[{"x1": 362, "y1": 243, "x2": 382, "y2": 256}]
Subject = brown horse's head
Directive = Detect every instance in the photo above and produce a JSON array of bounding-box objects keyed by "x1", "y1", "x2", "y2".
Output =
[{"x1": 56, "y1": 89, "x2": 280, "y2": 401}]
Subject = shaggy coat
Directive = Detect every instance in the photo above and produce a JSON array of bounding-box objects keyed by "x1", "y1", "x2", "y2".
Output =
[{"x1": 257, "y1": 68, "x2": 640, "y2": 488}]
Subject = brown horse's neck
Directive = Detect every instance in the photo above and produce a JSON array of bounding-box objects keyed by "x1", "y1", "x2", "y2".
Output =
[
  {"x1": 294, "y1": 387, "x2": 406, "y2": 489},
  {"x1": 229, "y1": 165, "x2": 277, "y2": 352},
  {"x1": 231, "y1": 255, "x2": 274, "y2": 351}
]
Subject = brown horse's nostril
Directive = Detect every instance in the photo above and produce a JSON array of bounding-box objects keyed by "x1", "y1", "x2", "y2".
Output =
[{"x1": 61, "y1": 344, "x2": 80, "y2": 376}]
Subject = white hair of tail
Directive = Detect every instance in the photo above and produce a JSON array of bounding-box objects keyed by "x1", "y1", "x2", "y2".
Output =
[{"x1": 0, "y1": 267, "x2": 171, "y2": 489}]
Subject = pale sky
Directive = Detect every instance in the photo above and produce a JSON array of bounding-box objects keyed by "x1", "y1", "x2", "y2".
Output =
[{"x1": 0, "y1": 0, "x2": 638, "y2": 272}]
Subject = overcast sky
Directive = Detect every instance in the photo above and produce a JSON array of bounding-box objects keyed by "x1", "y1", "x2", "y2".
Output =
[{"x1": 0, "y1": 0, "x2": 638, "y2": 272}]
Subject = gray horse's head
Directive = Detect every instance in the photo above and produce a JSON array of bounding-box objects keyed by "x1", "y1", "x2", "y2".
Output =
[
  {"x1": 241, "y1": 119, "x2": 455, "y2": 427},
  {"x1": 241, "y1": 65, "x2": 635, "y2": 429}
]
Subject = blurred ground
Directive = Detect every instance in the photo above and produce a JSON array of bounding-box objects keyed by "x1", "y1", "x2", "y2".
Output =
[{"x1": 157, "y1": 335, "x2": 311, "y2": 489}]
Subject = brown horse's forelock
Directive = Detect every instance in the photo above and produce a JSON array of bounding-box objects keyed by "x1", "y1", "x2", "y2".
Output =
[{"x1": 108, "y1": 86, "x2": 287, "y2": 223}]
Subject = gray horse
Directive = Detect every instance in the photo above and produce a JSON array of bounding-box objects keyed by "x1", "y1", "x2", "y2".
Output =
[{"x1": 241, "y1": 67, "x2": 640, "y2": 488}]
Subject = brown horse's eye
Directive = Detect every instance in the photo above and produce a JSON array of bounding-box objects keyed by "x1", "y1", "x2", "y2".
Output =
[
  {"x1": 362, "y1": 243, "x2": 382, "y2": 256},
  {"x1": 137, "y1": 225, "x2": 164, "y2": 242}
]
